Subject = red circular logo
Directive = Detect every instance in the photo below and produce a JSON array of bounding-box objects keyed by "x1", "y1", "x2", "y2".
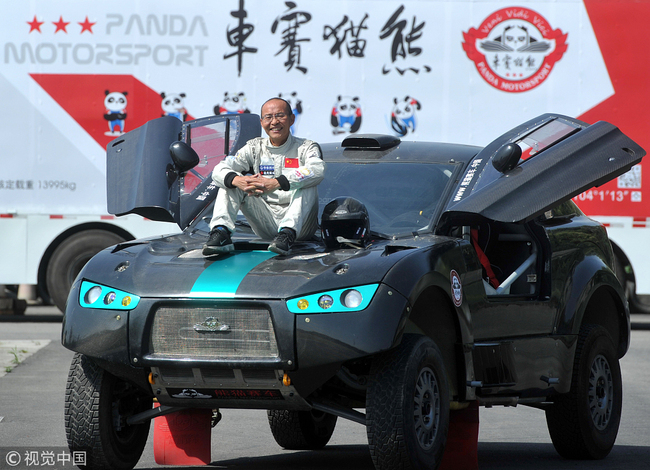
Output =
[
  {"x1": 462, "y1": 7, "x2": 568, "y2": 92},
  {"x1": 450, "y1": 270, "x2": 463, "y2": 307}
]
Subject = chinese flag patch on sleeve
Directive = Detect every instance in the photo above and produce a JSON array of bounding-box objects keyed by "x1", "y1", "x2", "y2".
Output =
[{"x1": 284, "y1": 157, "x2": 299, "y2": 168}]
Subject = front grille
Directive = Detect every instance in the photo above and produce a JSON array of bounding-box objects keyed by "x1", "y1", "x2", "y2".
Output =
[{"x1": 149, "y1": 306, "x2": 279, "y2": 360}]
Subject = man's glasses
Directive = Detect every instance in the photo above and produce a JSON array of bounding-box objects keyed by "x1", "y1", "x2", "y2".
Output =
[{"x1": 261, "y1": 112, "x2": 288, "y2": 122}]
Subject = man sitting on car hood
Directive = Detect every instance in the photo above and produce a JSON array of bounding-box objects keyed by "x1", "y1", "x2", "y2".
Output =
[{"x1": 203, "y1": 97, "x2": 325, "y2": 256}]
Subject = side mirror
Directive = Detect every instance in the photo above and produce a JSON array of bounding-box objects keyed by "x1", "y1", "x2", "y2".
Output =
[
  {"x1": 492, "y1": 143, "x2": 522, "y2": 173},
  {"x1": 169, "y1": 141, "x2": 200, "y2": 173}
]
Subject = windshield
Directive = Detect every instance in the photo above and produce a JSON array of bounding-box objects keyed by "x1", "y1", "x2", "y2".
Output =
[
  {"x1": 191, "y1": 161, "x2": 456, "y2": 238},
  {"x1": 318, "y1": 162, "x2": 455, "y2": 236}
]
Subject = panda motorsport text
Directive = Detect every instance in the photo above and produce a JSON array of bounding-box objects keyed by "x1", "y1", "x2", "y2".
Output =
[{"x1": 6, "y1": 14, "x2": 208, "y2": 66}]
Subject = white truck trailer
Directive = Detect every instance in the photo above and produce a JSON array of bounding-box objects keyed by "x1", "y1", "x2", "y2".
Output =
[{"x1": 2, "y1": 0, "x2": 649, "y2": 311}]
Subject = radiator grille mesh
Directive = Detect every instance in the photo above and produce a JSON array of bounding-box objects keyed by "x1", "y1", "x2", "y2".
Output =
[{"x1": 150, "y1": 306, "x2": 279, "y2": 360}]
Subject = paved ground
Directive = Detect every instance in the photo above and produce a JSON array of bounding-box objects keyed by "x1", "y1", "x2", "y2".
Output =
[
  {"x1": 0, "y1": 305, "x2": 60, "y2": 377},
  {"x1": 1, "y1": 306, "x2": 649, "y2": 470}
]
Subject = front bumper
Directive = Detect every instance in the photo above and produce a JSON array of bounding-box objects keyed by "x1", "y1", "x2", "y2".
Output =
[
  {"x1": 149, "y1": 366, "x2": 310, "y2": 410},
  {"x1": 63, "y1": 279, "x2": 409, "y2": 405}
]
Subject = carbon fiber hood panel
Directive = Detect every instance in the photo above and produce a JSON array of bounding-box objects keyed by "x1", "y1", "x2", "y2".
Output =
[{"x1": 76, "y1": 232, "x2": 428, "y2": 300}]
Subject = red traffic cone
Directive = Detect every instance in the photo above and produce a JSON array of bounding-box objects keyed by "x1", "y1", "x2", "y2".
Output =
[
  {"x1": 439, "y1": 400, "x2": 479, "y2": 470},
  {"x1": 153, "y1": 403, "x2": 212, "y2": 465}
]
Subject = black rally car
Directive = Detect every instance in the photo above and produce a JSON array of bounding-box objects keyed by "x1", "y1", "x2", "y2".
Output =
[{"x1": 62, "y1": 113, "x2": 644, "y2": 470}]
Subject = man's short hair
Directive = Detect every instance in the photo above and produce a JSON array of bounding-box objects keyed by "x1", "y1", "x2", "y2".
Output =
[{"x1": 261, "y1": 97, "x2": 292, "y2": 115}]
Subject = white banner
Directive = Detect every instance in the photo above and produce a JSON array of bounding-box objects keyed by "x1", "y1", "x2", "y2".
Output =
[{"x1": 1, "y1": 0, "x2": 610, "y2": 213}]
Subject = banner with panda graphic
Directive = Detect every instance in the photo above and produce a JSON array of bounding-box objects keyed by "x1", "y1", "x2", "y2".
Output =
[{"x1": 1, "y1": 0, "x2": 642, "y2": 217}]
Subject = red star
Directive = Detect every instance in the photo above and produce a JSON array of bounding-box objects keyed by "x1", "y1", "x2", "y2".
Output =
[
  {"x1": 27, "y1": 15, "x2": 44, "y2": 33},
  {"x1": 78, "y1": 16, "x2": 96, "y2": 34},
  {"x1": 53, "y1": 16, "x2": 70, "y2": 33}
]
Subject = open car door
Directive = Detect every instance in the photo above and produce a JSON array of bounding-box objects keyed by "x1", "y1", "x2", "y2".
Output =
[
  {"x1": 439, "y1": 113, "x2": 645, "y2": 227},
  {"x1": 107, "y1": 114, "x2": 261, "y2": 229},
  {"x1": 438, "y1": 114, "x2": 645, "y2": 341}
]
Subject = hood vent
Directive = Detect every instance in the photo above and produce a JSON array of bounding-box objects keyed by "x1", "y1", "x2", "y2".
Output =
[{"x1": 342, "y1": 134, "x2": 400, "y2": 150}]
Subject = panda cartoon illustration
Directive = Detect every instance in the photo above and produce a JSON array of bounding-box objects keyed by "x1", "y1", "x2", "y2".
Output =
[
  {"x1": 480, "y1": 25, "x2": 550, "y2": 53},
  {"x1": 214, "y1": 92, "x2": 250, "y2": 115},
  {"x1": 331, "y1": 95, "x2": 362, "y2": 135},
  {"x1": 390, "y1": 96, "x2": 421, "y2": 137},
  {"x1": 103, "y1": 90, "x2": 127, "y2": 136},
  {"x1": 160, "y1": 92, "x2": 187, "y2": 121},
  {"x1": 278, "y1": 91, "x2": 303, "y2": 134}
]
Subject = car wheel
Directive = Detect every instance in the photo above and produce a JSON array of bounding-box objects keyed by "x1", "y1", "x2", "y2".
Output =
[
  {"x1": 366, "y1": 334, "x2": 450, "y2": 470},
  {"x1": 47, "y1": 230, "x2": 125, "y2": 312},
  {"x1": 545, "y1": 324, "x2": 622, "y2": 459},
  {"x1": 65, "y1": 353, "x2": 151, "y2": 470},
  {"x1": 267, "y1": 409, "x2": 337, "y2": 450}
]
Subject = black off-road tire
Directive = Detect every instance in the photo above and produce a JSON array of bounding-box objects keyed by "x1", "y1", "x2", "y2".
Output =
[
  {"x1": 47, "y1": 230, "x2": 125, "y2": 312},
  {"x1": 545, "y1": 324, "x2": 622, "y2": 459},
  {"x1": 367, "y1": 334, "x2": 450, "y2": 470},
  {"x1": 65, "y1": 353, "x2": 151, "y2": 470},
  {"x1": 267, "y1": 409, "x2": 337, "y2": 450}
]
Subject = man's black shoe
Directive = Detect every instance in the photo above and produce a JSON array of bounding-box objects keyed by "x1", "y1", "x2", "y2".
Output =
[
  {"x1": 269, "y1": 228, "x2": 296, "y2": 255},
  {"x1": 202, "y1": 226, "x2": 234, "y2": 256}
]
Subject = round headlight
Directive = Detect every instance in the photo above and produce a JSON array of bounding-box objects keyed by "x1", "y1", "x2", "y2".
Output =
[
  {"x1": 122, "y1": 296, "x2": 132, "y2": 307},
  {"x1": 318, "y1": 295, "x2": 334, "y2": 310},
  {"x1": 104, "y1": 291, "x2": 117, "y2": 305},
  {"x1": 341, "y1": 289, "x2": 363, "y2": 308},
  {"x1": 84, "y1": 286, "x2": 102, "y2": 305},
  {"x1": 297, "y1": 299, "x2": 309, "y2": 310}
]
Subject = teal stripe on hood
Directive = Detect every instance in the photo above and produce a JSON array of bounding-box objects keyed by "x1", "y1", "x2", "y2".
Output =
[{"x1": 190, "y1": 251, "x2": 276, "y2": 298}]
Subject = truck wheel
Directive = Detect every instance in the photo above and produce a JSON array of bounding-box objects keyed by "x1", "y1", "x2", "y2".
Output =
[
  {"x1": 367, "y1": 334, "x2": 450, "y2": 470},
  {"x1": 65, "y1": 353, "x2": 151, "y2": 470},
  {"x1": 267, "y1": 409, "x2": 337, "y2": 449},
  {"x1": 545, "y1": 324, "x2": 622, "y2": 459},
  {"x1": 47, "y1": 230, "x2": 125, "y2": 312}
]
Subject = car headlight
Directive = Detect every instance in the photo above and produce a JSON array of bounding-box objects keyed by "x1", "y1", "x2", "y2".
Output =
[
  {"x1": 286, "y1": 284, "x2": 378, "y2": 314},
  {"x1": 79, "y1": 281, "x2": 140, "y2": 310},
  {"x1": 84, "y1": 285, "x2": 102, "y2": 305},
  {"x1": 318, "y1": 295, "x2": 334, "y2": 309},
  {"x1": 341, "y1": 289, "x2": 363, "y2": 308}
]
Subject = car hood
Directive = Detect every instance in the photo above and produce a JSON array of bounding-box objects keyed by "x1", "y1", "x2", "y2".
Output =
[{"x1": 76, "y1": 232, "x2": 436, "y2": 301}]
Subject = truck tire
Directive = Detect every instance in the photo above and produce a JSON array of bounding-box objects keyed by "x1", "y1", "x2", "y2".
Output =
[
  {"x1": 65, "y1": 353, "x2": 151, "y2": 470},
  {"x1": 47, "y1": 230, "x2": 125, "y2": 312},
  {"x1": 545, "y1": 324, "x2": 622, "y2": 459},
  {"x1": 367, "y1": 334, "x2": 450, "y2": 470},
  {"x1": 267, "y1": 409, "x2": 337, "y2": 449}
]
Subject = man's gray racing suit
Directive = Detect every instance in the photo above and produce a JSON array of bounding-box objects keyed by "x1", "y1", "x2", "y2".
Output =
[{"x1": 209, "y1": 134, "x2": 325, "y2": 240}]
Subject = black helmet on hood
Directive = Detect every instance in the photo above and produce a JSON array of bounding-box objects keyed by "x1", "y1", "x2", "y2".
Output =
[{"x1": 321, "y1": 197, "x2": 370, "y2": 248}]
